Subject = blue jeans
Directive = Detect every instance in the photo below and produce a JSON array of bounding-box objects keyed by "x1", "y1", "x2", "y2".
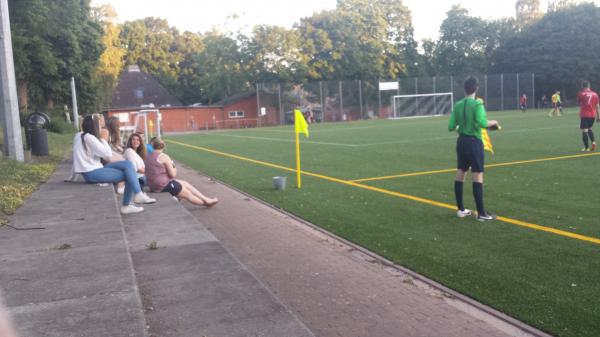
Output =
[{"x1": 82, "y1": 160, "x2": 141, "y2": 206}]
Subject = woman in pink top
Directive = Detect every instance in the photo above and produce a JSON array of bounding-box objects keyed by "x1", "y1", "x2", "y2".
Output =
[{"x1": 145, "y1": 138, "x2": 218, "y2": 206}]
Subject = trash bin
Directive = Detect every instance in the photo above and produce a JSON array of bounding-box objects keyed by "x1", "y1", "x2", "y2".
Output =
[
  {"x1": 273, "y1": 176, "x2": 287, "y2": 190},
  {"x1": 25, "y1": 112, "x2": 50, "y2": 156}
]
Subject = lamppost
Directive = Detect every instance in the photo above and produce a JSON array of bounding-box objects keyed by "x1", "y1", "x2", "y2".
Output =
[{"x1": 0, "y1": 0, "x2": 24, "y2": 162}]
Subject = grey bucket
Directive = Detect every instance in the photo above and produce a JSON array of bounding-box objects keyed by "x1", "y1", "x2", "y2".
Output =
[{"x1": 273, "y1": 176, "x2": 287, "y2": 190}]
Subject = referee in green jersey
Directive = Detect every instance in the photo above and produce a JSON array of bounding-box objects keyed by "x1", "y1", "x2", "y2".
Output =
[{"x1": 448, "y1": 77, "x2": 499, "y2": 221}]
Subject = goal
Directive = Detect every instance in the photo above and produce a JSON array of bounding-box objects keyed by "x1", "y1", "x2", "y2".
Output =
[{"x1": 391, "y1": 92, "x2": 453, "y2": 119}]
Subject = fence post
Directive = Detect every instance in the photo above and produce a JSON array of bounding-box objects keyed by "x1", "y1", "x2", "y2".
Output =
[
  {"x1": 433, "y1": 76, "x2": 437, "y2": 114},
  {"x1": 484, "y1": 74, "x2": 488, "y2": 106},
  {"x1": 320, "y1": 81, "x2": 324, "y2": 122},
  {"x1": 378, "y1": 80, "x2": 381, "y2": 119},
  {"x1": 415, "y1": 77, "x2": 419, "y2": 114},
  {"x1": 532, "y1": 73, "x2": 535, "y2": 109},
  {"x1": 358, "y1": 80, "x2": 363, "y2": 119},
  {"x1": 256, "y1": 83, "x2": 261, "y2": 127},
  {"x1": 500, "y1": 73, "x2": 504, "y2": 111},
  {"x1": 278, "y1": 83, "x2": 283, "y2": 125},
  {"x1": 339, "y1": 80, "x2": 343, "y2": 121},
  {"x1": 516, "y1": 73, "x2": 520, "y2": 110}
]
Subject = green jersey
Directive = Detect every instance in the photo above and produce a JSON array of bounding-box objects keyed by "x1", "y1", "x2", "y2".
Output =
[{"x1": 448, "y1": 97, "x2": 488, "y2": 140}]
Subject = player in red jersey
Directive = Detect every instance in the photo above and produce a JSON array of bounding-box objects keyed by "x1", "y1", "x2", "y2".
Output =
[
  {"x1": 519, "y1": 93, "x2": 527, "y2": 112},
  {"x1": 577, "y1": 80, "x2": 600, "y2": 151}
]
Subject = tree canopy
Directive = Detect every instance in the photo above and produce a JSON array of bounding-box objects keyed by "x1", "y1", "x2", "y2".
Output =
[{"x1": 8, "y1": 0, "x2": 600, "y2": 111}]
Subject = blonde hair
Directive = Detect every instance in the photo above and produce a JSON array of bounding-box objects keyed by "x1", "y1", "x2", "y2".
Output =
[{"x1": 151, "y1": 137, "x2": 165, "y2": 150}]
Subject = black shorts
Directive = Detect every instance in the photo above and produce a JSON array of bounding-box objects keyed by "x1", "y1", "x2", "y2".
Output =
[
  {"x1": 162, "y1": 180, "x2": 182, "y2": 196},
  {"x1": 456, "y1": 135, "x2": 485, "y2": 173},
  {"x1": 580, "y1": 117, "x2": 595, "y2": 129}
]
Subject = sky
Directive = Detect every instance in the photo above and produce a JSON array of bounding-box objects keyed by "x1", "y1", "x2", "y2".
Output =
[{"x1": 90, "y1": 0, "x2": 553, "y2": 41}]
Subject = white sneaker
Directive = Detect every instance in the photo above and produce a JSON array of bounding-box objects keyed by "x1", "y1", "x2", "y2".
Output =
[
  {"x1": 117, "y1": 185, "x2": 125, "y2": 195},
  {"x1": 120, "y1": 204, "x2": 144, "y2": 214},
  {"x1": 457, "y1": 209, "x2": 472, "y2": 218},
  {"x1": 134, "y1": 192, "x2": 156, "y2": 204}
]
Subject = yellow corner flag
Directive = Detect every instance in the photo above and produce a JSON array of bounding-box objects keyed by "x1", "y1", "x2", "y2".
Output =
[
  {"x1": 295, "y1": 109, "x2": 309, "y2": 137},
  {"x1": 294, "y1": 109, "x2": 309, "y2": 188},
  {"x1": 481, "y1": 128, "x2": 494, "y2": 154}
]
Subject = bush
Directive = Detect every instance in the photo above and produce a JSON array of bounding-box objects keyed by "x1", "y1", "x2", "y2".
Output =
[{"x1": 48, "y1": 118, "x2": 76, "y2": 134}]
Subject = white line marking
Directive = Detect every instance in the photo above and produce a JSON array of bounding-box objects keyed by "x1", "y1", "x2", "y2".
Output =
[{"x1": 209, "y1": 133, "x2": 360, "y2": 147}]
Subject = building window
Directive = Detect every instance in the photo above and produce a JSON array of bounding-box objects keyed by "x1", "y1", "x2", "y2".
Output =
[
  {"x1": 228, "y1": 111, "x2": 244, "y2": 118},
  {"x1": 135, "y1": 88, "x2": 144, "y2": 99}
]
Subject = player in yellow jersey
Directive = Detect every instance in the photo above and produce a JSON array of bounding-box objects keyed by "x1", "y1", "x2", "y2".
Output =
[{"x1": 549, "y1": 91, "x2": 563, "y2": 117}]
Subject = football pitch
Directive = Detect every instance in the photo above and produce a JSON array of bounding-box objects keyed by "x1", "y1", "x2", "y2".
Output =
[{"x1": 166, "y1": 107, "x2": 599, "y2": 337}]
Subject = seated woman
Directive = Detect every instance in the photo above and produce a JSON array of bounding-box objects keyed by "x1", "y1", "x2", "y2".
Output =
[
  {"x1": 145, "y1": 138, "x2": 218, "y2": 206},
  {"x1": 123, "y1": 132, "x2": 147, "y2": 189},
  {"x1": 107, "y1": 116, "x2": 125, "y2": 155},
  {"x1": 106, "y1": 116, "x2": 126, "y2": 193},
  {"x1": 73, "y1": 114, "x2": 156, "y2": 214}
]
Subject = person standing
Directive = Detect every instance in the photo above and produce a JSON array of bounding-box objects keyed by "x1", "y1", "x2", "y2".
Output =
[
  {"x1": 577, "y1": 80, "x2": 600, "y2": 151},
  {"x1": 448, "y1": 77, "x2": 499, "y2": 221},
  {"x1": 541, "y1": 95, "x2": 548, "y2": 109},
  {"x1": 519, "y1": 93, "x2": 527, "y2": 112},
  {"x1": 550, "y1": 91, "x2": 563, "y2": 116}
]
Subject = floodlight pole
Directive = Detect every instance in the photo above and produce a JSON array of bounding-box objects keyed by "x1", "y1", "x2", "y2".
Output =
[
  {"x1": 0, "y1": 0, "x2": 24, "y2": 162},
  {"x1": 70, "y1": 77, "x2": 80, "y2": 131}
]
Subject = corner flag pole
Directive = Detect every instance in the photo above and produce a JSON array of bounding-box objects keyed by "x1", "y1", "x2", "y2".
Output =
[
  {"x1": 294, "y1": 109, "x2": 309, "y2": 189},
  {"x1": 295, "y1": 130, "x2": 302, "y2": 188}
]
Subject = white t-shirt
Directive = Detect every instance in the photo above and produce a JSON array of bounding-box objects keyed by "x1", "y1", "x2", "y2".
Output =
[
  {"x1": 72, "y1": 132, "x2": 112, "y2": 173},
  {"x1": 123, "y1": 148, "x2": 145, "y2": 178}
]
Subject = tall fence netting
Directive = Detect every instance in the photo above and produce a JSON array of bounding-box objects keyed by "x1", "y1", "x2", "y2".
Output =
[{"x1": 255, "y1": 72, "x2": 535, "y2": 126}]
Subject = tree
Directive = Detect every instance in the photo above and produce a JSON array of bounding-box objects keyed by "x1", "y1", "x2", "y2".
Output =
[
  {"x1": 297, "y1": 0, "x2": 417, "y2": 81},
  {"x1": 433, "y1": 6, "x2": 491, "y2": 75},
  {"x1": 515, "y1": 0, "x2": 543, "y2": 29},
  {"x1": 119, "y1": 18, "x2": 181, "y2": 98},
  {"x1": 493, "y1": 3, "x2": 600, "y2": 98},
  {"x1": 9, "y1": 0, "x2": 104, "y2": 113},
  {"x1": 173, "y1": 31, "x2": 204, "y2": 104},
  {"x1": 243, "y1": 25, "x2": 308, "y2": 84},
  {"x1": 547, "y1": 0, "x2": 578, "y2": 11},
  {"x1": 92, "y1": 4, "x2": 125, "y2": 110},
  {"x1": 189, "y1": 31, "x2": 250, "y2": 104}
]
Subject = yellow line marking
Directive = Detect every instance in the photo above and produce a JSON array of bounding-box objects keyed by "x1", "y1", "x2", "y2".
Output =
[
  {"x1": 352, "y1": 152, "x2": 600, "y2": 182},
  {"x1": 166, "y1": 139, "x2": 600, "y2": 245}
]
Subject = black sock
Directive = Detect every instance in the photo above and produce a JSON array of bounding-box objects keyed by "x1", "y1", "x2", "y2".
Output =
[
  {"x1": 583, "y1": 132, "x2": 589, "y2": 148},
  {"x1": 473, "y1": 182, "x2": 484, "y2": 215},
  {"x1": 454, "y1": 181, "x2": 464, "y2": 211},
  {"x1": 588, "y1": 130, "x2": 595, "y2": 143}
]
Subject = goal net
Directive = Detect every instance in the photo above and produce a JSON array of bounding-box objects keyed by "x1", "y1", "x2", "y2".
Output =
[{"x1": 391, "y1": 92, "x2": 453, "y2": 119}]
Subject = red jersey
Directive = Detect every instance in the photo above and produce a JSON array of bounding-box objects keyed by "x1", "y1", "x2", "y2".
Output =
[
  {"x1": 578, "y1": 88, "x2": 599, "y2": 118},
  {"x1": 519, "y1": 96, "x2": 527, "y2": 105}
]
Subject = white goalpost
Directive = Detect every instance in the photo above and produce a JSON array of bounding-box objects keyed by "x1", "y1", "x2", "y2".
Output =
[{"x1": 391, "y1": 92, "x2": 454, "y2": 119}]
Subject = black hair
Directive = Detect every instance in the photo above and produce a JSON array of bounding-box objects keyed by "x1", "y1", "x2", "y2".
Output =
[
  {"x1": 582, "y1": 80, "x2": 591, "y2": 88},
  {"x1": 81, "y1": 115, "x2": 100, "y2": 151},
  {"x1": 464, "y1": 77, "x2": 478, "y2": 95}
]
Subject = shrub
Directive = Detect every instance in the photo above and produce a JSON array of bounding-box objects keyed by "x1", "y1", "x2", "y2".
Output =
[{"x1": 48, "y1": 118, "x2": 76, "y2": 134}]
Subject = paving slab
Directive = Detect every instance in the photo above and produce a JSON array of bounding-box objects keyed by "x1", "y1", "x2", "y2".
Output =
[
  {"x1": 0, "y1": 162, "x2": 147, "y2": 337},
  {"x1": 121, "y1": 192, "x2": 314, "y2": 337},
  {"x1": 175, "y1": 163, "x2": 554, "y2": 337}
]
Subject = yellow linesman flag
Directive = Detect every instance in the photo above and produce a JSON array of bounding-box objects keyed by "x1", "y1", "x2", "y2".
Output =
[
  {"x1": 294, "y1": 109, "x2": 309, "y2": 137},
  {"x1": 481, "y1": 128, "x2": 494, "y2": 154}
]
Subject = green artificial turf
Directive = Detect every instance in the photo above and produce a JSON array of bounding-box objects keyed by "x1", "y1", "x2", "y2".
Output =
[{"x1": 166, "y1": 108, "x2": 600, "y2": 337}]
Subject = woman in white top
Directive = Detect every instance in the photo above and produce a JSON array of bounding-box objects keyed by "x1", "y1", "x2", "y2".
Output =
[
  {"x1": 72, "y1": 114, "x2": 156, "y2": 214},
  {"x1": 123, "y1": 132, "x2": 147, "y2": 189}
]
